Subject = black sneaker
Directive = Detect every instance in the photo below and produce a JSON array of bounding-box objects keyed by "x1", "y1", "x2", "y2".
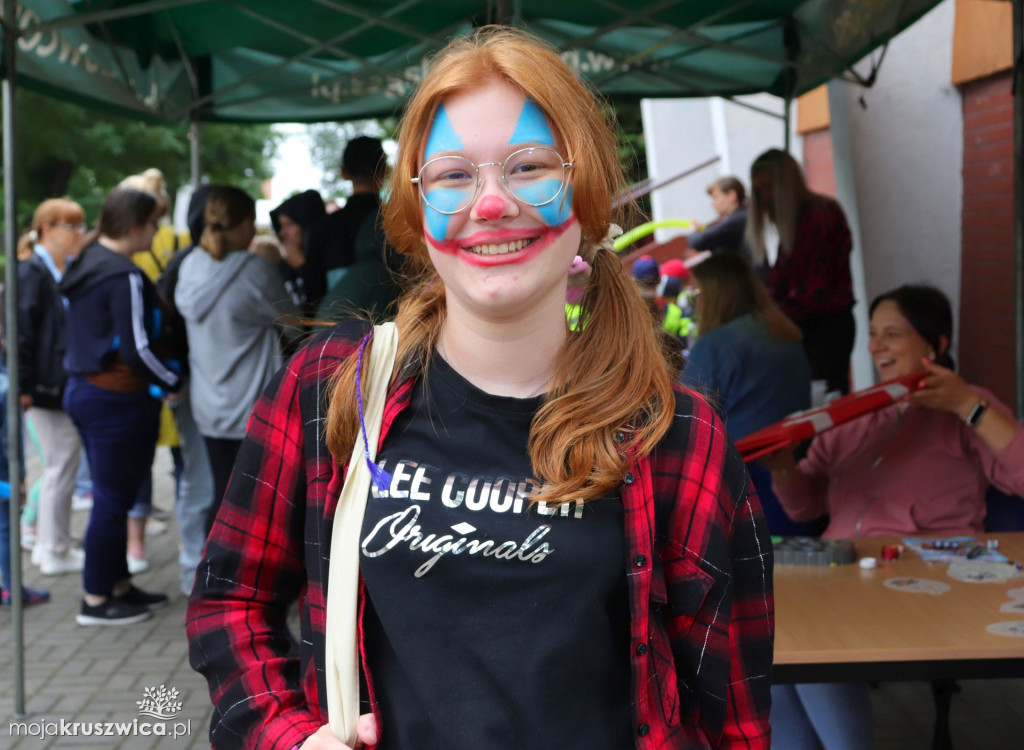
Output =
[
  {"x1": 77, "y1": 598, "x2": 152, "y2": 626},
  {"x1": 114, "y1": 585, "x2": 169, "y2": 610}
]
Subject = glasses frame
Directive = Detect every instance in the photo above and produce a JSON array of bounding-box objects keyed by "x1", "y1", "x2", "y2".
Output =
[
  {"x1": 411, "y1": 147, "x2": 574, "y2": 216},
  {"x1": 50, "y1": 222, "x2": 87, "y2": 232}
]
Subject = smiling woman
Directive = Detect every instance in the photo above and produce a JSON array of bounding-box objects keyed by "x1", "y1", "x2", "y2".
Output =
[
  {"x1": 763, "y1": 287, "x2": 1024, "y2": 749},
  {"x1": 188, "y1": 25, "x2": 774, "y2": 750}
]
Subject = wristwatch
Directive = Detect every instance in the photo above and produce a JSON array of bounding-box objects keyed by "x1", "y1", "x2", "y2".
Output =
[{"x1": 965, "y1": 399, "x2": 988, "y2": 427}]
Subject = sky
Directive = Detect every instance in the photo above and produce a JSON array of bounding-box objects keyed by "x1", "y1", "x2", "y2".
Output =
[{"x1": 255, "y1": 124, "x2": 324, "y2": 227}]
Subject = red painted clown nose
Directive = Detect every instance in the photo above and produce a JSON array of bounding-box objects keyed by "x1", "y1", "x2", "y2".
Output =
[{"x1": 475, "y1": 194, "x2": 508, "y2": 220}]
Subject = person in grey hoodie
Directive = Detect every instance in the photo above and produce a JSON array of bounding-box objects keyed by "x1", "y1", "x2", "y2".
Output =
[{"x1": 175, "y1": 186, "x2": 302, "y2": 532}]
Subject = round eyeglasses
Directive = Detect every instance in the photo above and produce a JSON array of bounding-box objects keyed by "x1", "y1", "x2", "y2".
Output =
[{"x1": 412, "y1": 147, "x2": 574, "y2": 215}]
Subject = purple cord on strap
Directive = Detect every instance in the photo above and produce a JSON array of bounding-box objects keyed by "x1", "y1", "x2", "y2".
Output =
[{"x1": 355, "y1": 330, "x2": 393, "y2": 492}]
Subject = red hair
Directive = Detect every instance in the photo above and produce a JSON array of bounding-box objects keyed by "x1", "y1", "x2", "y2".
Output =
[
  {"x1": 327, "y1": 27, "x2": 675, "y2": 505},
  {"x1": 17, "y1": 198, "x2": 85, "y2": 260}
]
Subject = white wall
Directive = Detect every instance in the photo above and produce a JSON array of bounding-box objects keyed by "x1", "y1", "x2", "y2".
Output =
[
  {"x1": 642, "y1": 0, "x2": 963, "y2": 390},
  {"x1": 641, "y1": 94, "x2": 798, "y2": 244},
  {"x1": 836, "y1": 0, "x2": 963, "y2": 372}
]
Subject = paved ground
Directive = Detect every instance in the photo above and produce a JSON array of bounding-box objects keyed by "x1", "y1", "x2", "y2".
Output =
[
  {"x1": 2, "y1": 447, "x2": 1022, "y2": 749},
  {"x1": 2, "y1": 448, "x2": 211, "y2": 749}
]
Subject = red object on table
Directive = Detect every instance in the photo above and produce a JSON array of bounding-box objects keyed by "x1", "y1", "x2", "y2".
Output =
[
  {"x1": 881, "y1": 544, "x2": 903, "y2": 560},
  {"x1": 734, "y1": 372, "x2": 925, "y2": 462}
]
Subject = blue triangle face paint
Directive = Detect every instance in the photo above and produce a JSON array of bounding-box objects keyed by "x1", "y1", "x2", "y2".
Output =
[
  {"x1": 509, "y1": 99, "x2": 571, "y2": 225},
  {"x1": 423, "y1": 103, "x2": 466, "y2": 240},
  {"x1": 425, "y1": 103, "x2": 464, "y2": 158},
  {"x1": 510, "y1": 99, "x2": 557, "y2": 147}
]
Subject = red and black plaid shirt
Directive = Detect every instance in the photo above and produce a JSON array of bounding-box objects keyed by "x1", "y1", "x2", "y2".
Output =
[
  {"x1": 187, "y1": 323, "x2": 774, "y2": 749},
  {"x1": 767, "y1": 195, "x2": 854, "y2": 323}
]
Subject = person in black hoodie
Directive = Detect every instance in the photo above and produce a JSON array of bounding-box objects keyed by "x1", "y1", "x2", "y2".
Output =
[
  {"x1": 17, "y1": 198, "x2": 87, "y2": 577},
  {"x1": 61, "y1": 187, "x2": 182, "y2": 626},
  {"x1": 309, "y1": 136, "x2": 386, "y2": 276},
  {"x1": 269, "y1": 188, "x2": 326, "y2": 317}
]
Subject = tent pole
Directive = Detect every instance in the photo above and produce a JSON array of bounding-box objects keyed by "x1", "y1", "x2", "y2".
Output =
[
  {"x1": 784, "y1": 95, "x2": 792, "y2": 152},
  {"x1": 1015, "y1": 0, "x2": 1023, "y2": 420},
  {"x1": 3, "y1": 0, "x2": 26, "y2": 717},
  {"x1": 190, "y1": 117, "x2": 201, "y2": 188}
]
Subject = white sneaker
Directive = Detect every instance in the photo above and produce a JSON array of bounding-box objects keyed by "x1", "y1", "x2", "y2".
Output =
[
  {"x1": 127, "y1": 555, "x2": 150, "y2": 575},
  {"x1": 38, "y1": 548, "x2": 85, "y2": 576},
  {"x1": 71, "y1": 493, "x2": 93, "y2": 511},
  {"x1": 145, "y1": 518, "x2": 168, "y2": 537}
]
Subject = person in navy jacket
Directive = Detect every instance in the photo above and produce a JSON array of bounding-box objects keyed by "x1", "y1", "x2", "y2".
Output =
[{"x1": 60, "y1": 187, "x2": 181, "y2": 626}]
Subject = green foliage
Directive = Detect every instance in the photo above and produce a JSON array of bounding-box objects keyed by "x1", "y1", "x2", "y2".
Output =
[
  {"x1": 306, "y1": 118, "x2": 395, "y2": 200},
  {"x1": 5, "y1": 89, "x2": 280, "y2": 228},
  {"x1": 610, "y1": 100, "x2": 652, "y2": 222}
]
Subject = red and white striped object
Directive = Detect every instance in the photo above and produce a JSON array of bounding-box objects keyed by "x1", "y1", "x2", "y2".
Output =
[{"x1": 734, "y1": 371, "x2": 925, "y2": 462}]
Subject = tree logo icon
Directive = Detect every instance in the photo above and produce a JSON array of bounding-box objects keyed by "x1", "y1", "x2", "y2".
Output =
[{"x1": 137, "y1": 685, "x2": 183, "y2": 720}]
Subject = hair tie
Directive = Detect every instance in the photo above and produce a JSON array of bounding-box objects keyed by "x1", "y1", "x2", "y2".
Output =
[
  {"x1": 569, "y1": 255, "x2": 591, "y2": 275},
  {"x1": 583, "y1": 223, "x2": 622, "y2": 262},
  {"x1": 354, "y1": 330, "x2": 394, "y2": 492}
]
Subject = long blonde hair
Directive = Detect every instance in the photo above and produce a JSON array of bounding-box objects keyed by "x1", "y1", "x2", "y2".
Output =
[
  {"x1": 745, "y1": 148, "x2": 812, "y2": 265},
  {"x1": 119, "y1": 168, "x2": 170, "y2": 219},
  {"x1": 326, "y1": 26, "x2": 675, "y2": 506},
  {"x1": 692, "y1": 253, "x2": 801, "y2": 342}
]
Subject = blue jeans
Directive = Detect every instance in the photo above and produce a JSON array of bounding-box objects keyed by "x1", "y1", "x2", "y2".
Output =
[
  {"x1": 170, "y1": 389, "x2": 213, "y2": 595},
  {"x1": 64, "y1": 377, "x2": 160, "y2": 596},
  {"x1": 1, "y1": 497, "x2": 11, "y2": 592},
  {"x1": 74, "y1": 447, "x2": 92, "y2": 496},
  {"x1": 771, "y1": 683, "x2": 873, "y2": 750}
]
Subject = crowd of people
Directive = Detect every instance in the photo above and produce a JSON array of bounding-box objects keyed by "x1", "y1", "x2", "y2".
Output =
[
  {"x1": 630, "y1": 156, "x2": 1024, "y2": 750},
  {"x1": 6, "y1": 136, "x2": 397, "y2": 623},
  {"x1": 3, "y1": 22, "x2": 1023, "y2": 750}
]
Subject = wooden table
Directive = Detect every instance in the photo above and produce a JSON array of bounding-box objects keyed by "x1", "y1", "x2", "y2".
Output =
[
  {"x1": 774, "y1": 532, "x2": 1024, "y2": 683},
  {"x1": 773, "y1": 533, "x2": 1024, "y2": 750}
]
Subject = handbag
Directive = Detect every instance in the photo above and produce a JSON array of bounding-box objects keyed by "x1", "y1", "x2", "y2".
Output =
[{"x1": 324, "y1": 321, "x2": 399, "y2": 746}]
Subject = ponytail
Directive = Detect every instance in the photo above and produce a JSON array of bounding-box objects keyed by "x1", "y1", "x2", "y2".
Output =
[
  {"x1": 528, "y1": 240, "x2": 675, "y2": 504},
  {"x1": 326, "y1": 265, "x2": 445, "y2": 461},
  {"x1": 200, "y1": 186, "x2": 255, "y2": 261},
  {"x1": 17, "y1": 231, "x2": 38, "y2": 260}
]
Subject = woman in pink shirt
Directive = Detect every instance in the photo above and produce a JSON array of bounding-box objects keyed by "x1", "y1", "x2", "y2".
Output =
[
  {"x1": 763, "y1": 284, "x2": 1024, "y2": 750},
  {"x1": 767, "y1": 284, "x2": 1024, "y2": 539}
]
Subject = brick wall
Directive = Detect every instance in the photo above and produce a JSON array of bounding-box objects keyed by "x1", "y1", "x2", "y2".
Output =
[
  {"x1": 801, "y1": 128, "x2": 837, "y2": 197},
  {"x1": 959, "y1": 70, "x2": 1016, "y2": 412}
]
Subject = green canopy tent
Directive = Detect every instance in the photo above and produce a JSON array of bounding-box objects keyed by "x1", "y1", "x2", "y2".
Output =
[
  {"x1": 1, "y1": 0, "x2": 973, "y2": 717},
  {"x1": 6, "y1": 0, "x2": 945, "y2": 123}
]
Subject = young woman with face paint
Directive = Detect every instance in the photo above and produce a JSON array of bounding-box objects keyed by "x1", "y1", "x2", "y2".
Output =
[{"x1": 188, "y1": 27, "x2": 774, "y2": 750}]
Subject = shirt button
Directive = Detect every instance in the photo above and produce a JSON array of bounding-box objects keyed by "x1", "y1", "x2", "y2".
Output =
[
  {"x1": 633, "y1": 554, "x2": 647, "y2": 568},
  {"x1": 613, "y1": 430, "x2": 626, "y2": 443},
  {"x1": 623, "y1": 471, "x2": 635, "y2": 484},
  {"x1": 635, "y1": 642, "x2": 648, "y2": 655},
  {"x1": 638, "y1": 723, "x2": 650, "y2": 736}
]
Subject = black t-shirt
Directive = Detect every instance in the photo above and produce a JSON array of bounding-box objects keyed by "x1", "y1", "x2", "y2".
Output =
[
  {"x1": 311, "y1": 192, "x2": 381, "y2": 272},
  {"x1": 361, "y1": 354, "x2": 633, "y2": 750}
]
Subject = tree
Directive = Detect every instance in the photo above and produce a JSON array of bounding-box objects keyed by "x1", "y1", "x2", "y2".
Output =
[{"x1": 7, "y1": 89, "x2": 280, "y2": 225}]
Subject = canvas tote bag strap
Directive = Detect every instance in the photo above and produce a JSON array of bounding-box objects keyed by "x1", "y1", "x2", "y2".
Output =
[{"x1": 324, "y1": 321, "x2": 398, "y2": 745}]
